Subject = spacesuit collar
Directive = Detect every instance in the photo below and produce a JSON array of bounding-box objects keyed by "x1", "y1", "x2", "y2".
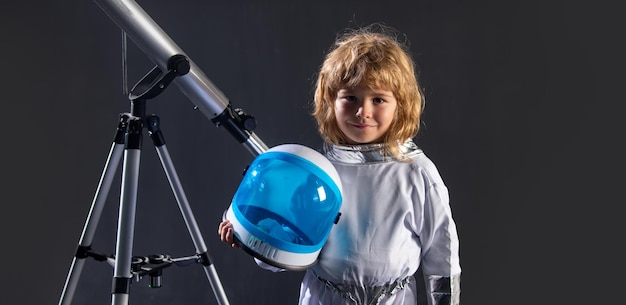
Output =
[{"x1": 323, "y1": 139, "x2": 422, "y2": 164}]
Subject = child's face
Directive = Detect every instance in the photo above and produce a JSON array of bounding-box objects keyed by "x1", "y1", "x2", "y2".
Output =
[{"x1": 334, "y1": 85, "x2": 397, "y2": 144}]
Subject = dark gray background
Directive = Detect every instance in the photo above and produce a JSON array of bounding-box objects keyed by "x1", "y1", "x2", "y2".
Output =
[{"x1": 1, "y1": 0, "x2": 623, "y2": 304}]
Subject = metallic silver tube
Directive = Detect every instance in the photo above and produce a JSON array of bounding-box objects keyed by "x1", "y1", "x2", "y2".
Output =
[
  {"x1": 245, "y1": 133, "x2": 270, "y2": 155},
  {"x1": 94, "y1": 0, "x2": 227, "y2": 117},
  {"x1": 94, "y1": 0, "x2": 268, "y2": 155}
]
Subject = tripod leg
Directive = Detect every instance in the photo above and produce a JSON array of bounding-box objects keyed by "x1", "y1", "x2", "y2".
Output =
[
  {"x1": 59, "y1": 117, "x2": 128, "y2": 305},
  {"x1": 147, "y1": 115, "x2": 231, "y2": 305},
  {"x1": 111, "y1": 117, "x2": 143, "y2": 305}
]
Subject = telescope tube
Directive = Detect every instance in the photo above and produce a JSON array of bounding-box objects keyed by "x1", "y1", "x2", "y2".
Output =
[{"x1": 94, "y1": 0, "x2": 268, "y2": 155}]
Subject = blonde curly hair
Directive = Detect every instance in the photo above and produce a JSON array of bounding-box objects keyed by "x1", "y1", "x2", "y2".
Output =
[{"x1": 312, "y1": 24, "x2": 425, "y2": 160}]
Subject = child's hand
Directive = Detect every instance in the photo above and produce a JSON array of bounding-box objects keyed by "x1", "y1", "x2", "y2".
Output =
[{"x1": 218, "y1": 220, "x2": 239, "y2": 248}]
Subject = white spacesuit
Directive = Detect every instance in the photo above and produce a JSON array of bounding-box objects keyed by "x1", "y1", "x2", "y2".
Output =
[
  {"x1": 257, "y1": 139, "x2": 461, "y2": 305},
  {"x1": 298, "y1": 140, "x2": 461, "y2": 305}
]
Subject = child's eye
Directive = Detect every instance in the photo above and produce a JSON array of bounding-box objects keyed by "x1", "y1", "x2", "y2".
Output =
[
  {"x1": 373, "y1": 97, "x2": 384, "y2": 104},
  {"x1": 344, "y1": 96, "x2": 357, "y2": 102}
]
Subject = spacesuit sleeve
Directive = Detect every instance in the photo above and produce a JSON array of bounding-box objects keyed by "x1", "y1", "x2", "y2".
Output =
[{"x1": 419, "y1": 181, "x2": 461, "y2": 305}]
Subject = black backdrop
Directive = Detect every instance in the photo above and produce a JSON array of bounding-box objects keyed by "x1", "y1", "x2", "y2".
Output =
[{"x1": 1, "y1": 1, "x2": 623, "y2": 305}]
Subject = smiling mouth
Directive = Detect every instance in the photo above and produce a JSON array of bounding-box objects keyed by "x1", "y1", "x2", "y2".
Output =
[{"x1": 351, "y1": 123, "x2": 373, "y2": 129}]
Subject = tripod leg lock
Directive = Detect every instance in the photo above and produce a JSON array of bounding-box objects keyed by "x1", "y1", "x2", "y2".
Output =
[{"x1": 112, "y1": 277, "x2": 132, "y2": 294}]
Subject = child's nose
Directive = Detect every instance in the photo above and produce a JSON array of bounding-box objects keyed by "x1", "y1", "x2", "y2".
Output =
[{"x1": 356, "y1": 102, "x2": 372, "y2": 118}]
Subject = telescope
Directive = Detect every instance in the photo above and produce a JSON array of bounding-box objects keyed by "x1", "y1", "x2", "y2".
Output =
[{"x1": 58, "y1": 1, "x2": 343, "y2": 305}]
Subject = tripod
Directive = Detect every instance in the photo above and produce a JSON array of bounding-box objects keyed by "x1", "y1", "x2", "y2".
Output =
[{"x1": 58, "y1": 56, "x2": 230, "y2": 305}]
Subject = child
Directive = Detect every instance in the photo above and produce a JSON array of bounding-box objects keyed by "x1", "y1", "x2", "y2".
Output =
[{"x1": 218, "y1": 24, "x2": 461, "y2": 305}]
